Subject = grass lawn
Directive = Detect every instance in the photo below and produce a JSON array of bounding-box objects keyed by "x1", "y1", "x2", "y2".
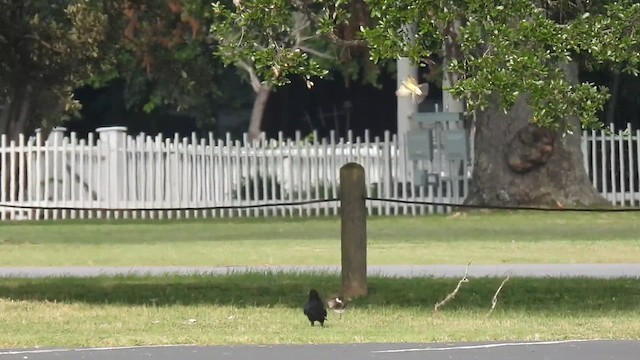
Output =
[
  {"x1": 1, "y1": 212, "x2": 639, "y2": 267},
  {"x1": 1, "y1": 213, "x2": 638, "y2": 348},
  {"x1": 0, "y1": 273, "x2": 639, "y2": 348}
]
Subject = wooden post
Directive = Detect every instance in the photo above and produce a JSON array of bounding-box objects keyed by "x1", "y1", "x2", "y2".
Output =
[{"x1": 340, "y1": 162, "x2": 367, "y2": 298}]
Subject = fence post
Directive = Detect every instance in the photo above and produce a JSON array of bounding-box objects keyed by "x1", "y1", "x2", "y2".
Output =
[
  {"x1": 96, "y1": 126, "x2": 127, "y2": 213},
  {"x1": 340, "y1": 162, "x2": 368, "y2": 298}
]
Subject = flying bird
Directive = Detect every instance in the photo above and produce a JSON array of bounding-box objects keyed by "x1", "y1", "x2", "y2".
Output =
[
  {"x1": 327, "y1": 296, "x2": 349, "y2": 318},
  {"x1": 396, "y1": 75, "x2": 429, "y2": 104},
  {"x1": 304, "y1": 289, "x2": 327, "y2": 327}
]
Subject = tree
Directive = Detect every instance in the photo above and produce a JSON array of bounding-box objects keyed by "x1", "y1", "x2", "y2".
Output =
[
  {"x1": 223, "y1": 0, "x2": 640, "y2": 207},
  {"x1": 0, "y1": 0, "x2": 111, "y2": 140},
  {"x1": 90, "y1": 0, "x2": 233, "y2": 130},
  {"x1": 366, "y1": 0, "x2": 639, "y2": 207},
  {"x1": 210, "y1": 0, "x2": 334, "y2": 140}
]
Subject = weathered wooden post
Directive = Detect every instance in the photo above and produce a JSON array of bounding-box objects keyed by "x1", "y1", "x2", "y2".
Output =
[{"x1": 340, "y1": 162, "x2": 368, "y2": 298}]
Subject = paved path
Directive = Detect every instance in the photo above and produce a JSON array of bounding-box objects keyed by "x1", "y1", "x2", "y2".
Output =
[
  {"x1": 0, "y1": 264, "x2": 639, "y2": 278},
  {"x1": 1, "y1": 340, "x2": 639, "y2": 360}
]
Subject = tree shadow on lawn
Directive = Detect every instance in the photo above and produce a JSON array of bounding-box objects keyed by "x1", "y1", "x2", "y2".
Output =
[{"x1": 0, "y1": 273, "x2": 638, "y2": 313}]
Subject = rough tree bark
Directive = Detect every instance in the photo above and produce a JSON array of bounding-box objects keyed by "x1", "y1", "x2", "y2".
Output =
[{"x1": 464, "y1": 63, "x2": 608, "y2": 208}]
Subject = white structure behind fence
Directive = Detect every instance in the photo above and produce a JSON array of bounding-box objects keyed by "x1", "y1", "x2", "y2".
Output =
[{"x1": 0, "y1": 123, "x2": 638, "y2": 220}]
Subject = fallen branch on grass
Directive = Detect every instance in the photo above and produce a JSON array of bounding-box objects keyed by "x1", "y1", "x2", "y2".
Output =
[
  {"x1": 433, "y1": 261, "x2": 471, "y2": 313},
  {"x1": 487, "y1": 276, "x2": 510, "y2": 317}
]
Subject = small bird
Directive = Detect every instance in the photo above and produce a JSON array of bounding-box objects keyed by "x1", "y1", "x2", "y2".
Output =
[
  {"x1": 304, "y1": 289, "x2": 327, "y2": 327},
  {"x1": 327, "y1": 296, "x2": 349, "y2": 318},
  {"x1": 395, "y1": 75, "x2": 429, "y2": 104}
]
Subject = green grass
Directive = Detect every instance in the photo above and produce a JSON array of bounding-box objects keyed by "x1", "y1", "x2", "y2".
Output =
[
  {"x1": 0, "y1": 273, "x2": 639, "y2": 347},
  {"x1": 1, "y1": 212, "x2": 640, "y2": 266}
]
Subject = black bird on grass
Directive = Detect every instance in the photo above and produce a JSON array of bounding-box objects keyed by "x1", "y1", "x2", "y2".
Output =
[{"x1": 304, "y1": 289, "x2": 327, "y2": 327}]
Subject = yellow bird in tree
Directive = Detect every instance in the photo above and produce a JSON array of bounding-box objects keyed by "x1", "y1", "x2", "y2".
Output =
[{"x1": 395, "y1": 76, "x2": 429, "y2": 104}]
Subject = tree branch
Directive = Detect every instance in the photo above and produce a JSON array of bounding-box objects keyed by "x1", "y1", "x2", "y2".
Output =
[
  {"x1": 24, "y1": 34, "x2": 65, "y2": 54},
  {"x1": 290, "y1": 11, "x2": 335, "y2": 60},
  {"x1": 236, "y1": 59, "x2": 262, "y2": 93},
  {"x1": 292, "y1": 12, "x2": 311, "y2": 35},
  {"x1": 326, "y1": 32, "x2": 367, "y2": 48},
  {"x1": 487, "y1": 276, "x2": 510, "y2": 317},
  {"x1": 296, "y1": 45, "x2": 333, "y2": 59},
  {"x1": 433, "y1": 261, "x2": 472, "y2": 312},
  {"x1": 289, "y1": 0, "x2": 368, "y2": 48}
]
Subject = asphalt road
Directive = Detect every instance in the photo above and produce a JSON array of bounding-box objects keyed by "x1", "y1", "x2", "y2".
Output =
[
  {"x1": 0, "y1": 264, "x2": 639, "y2": 278},
  {"x1": 1, "y1": 340, "x2": 638, "y2": 360}
]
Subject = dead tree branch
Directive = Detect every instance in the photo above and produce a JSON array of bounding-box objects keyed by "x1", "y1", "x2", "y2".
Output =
[
  {"x1": 433, "y1": 261, "x2": 472, "y2": 313},
  {"x1": 487, "y1": 276, "x2": 510, "y2": 317}
]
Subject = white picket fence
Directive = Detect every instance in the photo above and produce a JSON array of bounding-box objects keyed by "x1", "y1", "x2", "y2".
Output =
[
  {"x1": 581, "y1": 123, "x2": 640, "y2": 206},
  {"x1": 0, "y1": 123, "x2": 638, "y2": 221}
]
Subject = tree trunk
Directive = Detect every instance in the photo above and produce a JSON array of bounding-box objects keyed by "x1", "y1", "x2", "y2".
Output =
[
  {"x1": 1, "y1": 85, "x2": 33, "y2": 139},
  {"x1": 248, "y1": 84, "x2": 272, "y2": 141},
  {"x1": 442, "y1": 20, "x2": 464, "y2": 114},
  {"x1": 0, "y1": 85, "x2": 34, "y2": 215},
  {"x1": 464, "y1": 64, "x2": 608, "y2": 208}
]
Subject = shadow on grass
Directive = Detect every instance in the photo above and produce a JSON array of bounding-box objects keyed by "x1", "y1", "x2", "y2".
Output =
[{"x1": 0, "y1": 273, "x2": 638, "y2": 312}]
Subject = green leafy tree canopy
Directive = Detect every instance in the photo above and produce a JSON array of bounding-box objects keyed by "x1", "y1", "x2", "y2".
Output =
[
  {"x1": 0, "y1": 0, "x2": 111, "y2": 135},
  {"x1": 215, "y1": 0, "x2": 640, "y2": 132}
]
